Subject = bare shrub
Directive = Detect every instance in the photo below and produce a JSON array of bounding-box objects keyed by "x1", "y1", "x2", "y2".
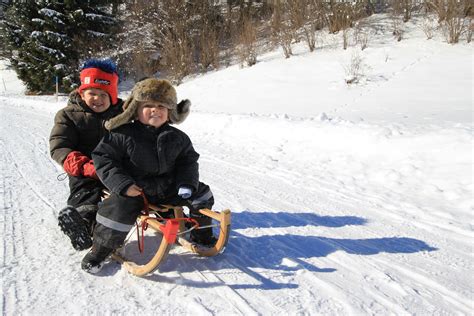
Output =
[
  {"x1": 344, "y1": 51, "x2": 366, "y2": 84},
  {"x1": 359, "y1": 31, "x2": 371, "y2": 49},
  {"x1": 279, "y1": 22, "x2": 294, "y2": 58},
  {"x1": 271, "y1": 1, "x2": 294, "y2": 58},
  {"x1": 354, "y1": 23, "x2": 372, "y2": 50},
  {"x1": 221, "y1": 4, "x2": 246, "y2": 66},
  {"x1": 193, "y1": 2, "x2": 224, "y2": 72},
  {"x1": 424, "y1": 0, "x2": 471, "y2": 43},
  {"x1": 391, "y1": 0, "x2": 418, "y2": 22},
  {"x1": 425, "y1": 0, "x2": 472, "y2": 23},
  {"x1": 442, "y1": 16, "x2": 467, "y2": 43},
  {"x1": 327, "y1": 2, "x2": 354, "y2": 33},
  {"x1": 302, "y1": 21, "x2": 317, "y2": 52},
  {"x1": 116, "y1": 0, "x2": 165, "y2": 79},
  {"x1": 287, "y1": 0, "x2": 306, "y2": 40},
  {"x1": 353, "y1": 22, "x2": 362, "y2": 45},
  {"x1": 301, "y1": 0, "x2": 326, "y2": 52},
  {"x1": 424, "y1": 0, "x2": 448, "y2": 21},
  {"x1": 343, "y1": 28, "x2": 349, "y2": 49},
  {"x1": 197, "y1": 24, "x2": 220, "y2": 72},
  {"x1": 270, "y1": 1, "x2": 282, "y2": 47},
  {"x1": 324, "y1": 0, "x2": 373, "y2": 34},
  {"x1": 161, "y1": 28, "x2": 194, "y2": 84},
  {"x1": 127, "y1": 51, "x2": 160, "y2": 78},
  {"x1": 391, "y1": 14, "x2": 404, "y2": 41},
  {"x1": 421, "y1": 17, "x2": 437, "y2": 39},
  {"x1": 156, "y1": 0, "x2": 196, "y2": 83},
  {"x1": 237, "y1": 15, "x2": 258, "y2": 67},
  {"x1": 467, "y1": 18, "x2": 473, "y2": 43}
]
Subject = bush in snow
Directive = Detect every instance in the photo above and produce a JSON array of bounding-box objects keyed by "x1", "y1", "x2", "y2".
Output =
[
  {"x1": 344, "y1": 51, "x2": 366, "y2": 84},
  {"x1": 391, "y1": 0, "x2": 419, "y2": 23},
  {"x1": 271, "y1": 2, "x2": 294, "y2": 59},
  {"x1": 390, "y1": 14, "x2": 404, "y2": 41},
  {"x1": 237, "y1": 14, "x2": 258, "y2": 68},
  {"x1": 353, "y1": 22, "x2": 373, "y2": 50},
  {"x1": 424, "y1": 0, "x2": 472, "y2": 44},
  {"x1": 300, "y1": 0, "x2": 325, "y2": 52},
  {"x1": 467, "y1": 19, "x2": 473, "y2": 43},
  {"x1": 442, "y1": 16, "x2": 468, "y2": 44},
  {"x1": 421, "y1": 17, "x2": 437, "y2": 39}
]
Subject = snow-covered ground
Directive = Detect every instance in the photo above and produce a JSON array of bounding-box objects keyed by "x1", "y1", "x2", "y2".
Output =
[{"x1": 1, "y1": 15, "x2": 472, "y2": 315}]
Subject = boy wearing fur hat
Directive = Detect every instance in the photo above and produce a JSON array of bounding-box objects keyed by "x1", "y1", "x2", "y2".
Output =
[
  {"x1": 82, "y1": 78, "x2": 215, "y2": 273},
  {"x1": 49, "y1": 59, "x2": 123, "y2": 251}
]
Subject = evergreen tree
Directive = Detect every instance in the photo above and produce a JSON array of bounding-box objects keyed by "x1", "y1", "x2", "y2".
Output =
[
  {"x1": 0, "y1": 0, "x2": 119, "y2": 94},
  {"x1": 0, "y1": 0, "x2": 13, "y2": 58}
]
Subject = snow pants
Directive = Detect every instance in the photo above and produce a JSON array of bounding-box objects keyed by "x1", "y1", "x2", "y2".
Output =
[
  {"x1": 66, "y1": 175, "x2": 106, "y2": 225},
  {"x1": 93, "y1": 182, "x2": 214, "y2": 249}
]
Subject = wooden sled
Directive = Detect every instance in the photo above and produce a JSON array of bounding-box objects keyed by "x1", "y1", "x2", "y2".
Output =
[{"x1": 111, "y1": 203, "x2": 231, "y2": 277}]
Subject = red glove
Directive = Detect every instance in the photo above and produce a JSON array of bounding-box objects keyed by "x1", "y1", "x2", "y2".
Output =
[
  {"x1": 63, "y1": 152, "x2": 99, "y2": 179},
  {"x1": 82, "y1": 160, "x2": 98, "y2": 179}
]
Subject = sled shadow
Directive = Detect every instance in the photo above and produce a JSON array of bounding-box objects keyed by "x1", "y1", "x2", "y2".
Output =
[
  {"x1": 120, "y1": 211, "x2": 436, "y2": 290},
  {"x1": 230, "y1": 211, "x2": 368, "y2": 229},
  {"x1": 223, "y1": 232, "x2": 438, "y2": 272},
  {"x1": 179, "y1": 233, "x2": 436, "y2": 290}
]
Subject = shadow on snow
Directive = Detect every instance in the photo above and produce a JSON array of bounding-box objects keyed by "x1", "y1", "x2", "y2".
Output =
[
  {"x1": 101, "y1": 211, "x2": 437, "y2": 290},
  {"x1": 229, "y1": 211, "x2": 368, "y2": 229}
]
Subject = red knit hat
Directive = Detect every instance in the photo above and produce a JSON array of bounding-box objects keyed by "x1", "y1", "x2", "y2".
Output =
[{"x1": 78, "y1": 67, "x2": 119, "y2": 105}]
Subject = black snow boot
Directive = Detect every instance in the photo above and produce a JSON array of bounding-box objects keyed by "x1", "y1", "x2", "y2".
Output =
[
  {"x1": 81, "y1": 243, "x2": 113, "y2": 274},
  {"x1": 58, "y1": 206, "x2": 93, "y2": 251},
  {"x1": 190, "y1": 216, "x2": 217, "y2": 247},
  {"x1": 157, "y1": 208, "x2": 175, "y2": 219},
  {"x1": 76, "y1": 204, "x2": 98, "y2": 236}
]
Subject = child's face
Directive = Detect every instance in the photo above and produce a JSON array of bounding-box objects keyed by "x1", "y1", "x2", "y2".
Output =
[
  {"x1": 137, "y1": 101, "x2": 169, "y2": 128},
  {"x1": 80, "y1": 88, "x2": 111, "y2": 113}
]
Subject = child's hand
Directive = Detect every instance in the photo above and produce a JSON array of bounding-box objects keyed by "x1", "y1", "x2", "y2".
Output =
[
  {"x1": 125, "y1": 184, "x2": 143, "y2": 197},
  {"x1": 178, "y1": 186, "x2": 192, "y2": 199}
]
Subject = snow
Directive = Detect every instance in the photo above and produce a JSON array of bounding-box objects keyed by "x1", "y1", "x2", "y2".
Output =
[
  {"x1": 31, "y1": 18, "x2": 46, "y2": 26},
  {"x1": 38, "y1": 45, "x2": 65, "y2": 58},
  {"x1": 38, "y1": 8, "x2": 65, "y2": 26},
  {"x1": 85, "y1": 13, "x2": 115, "y2": 24},
  {"x1": 0, "y1": 15, "x2": 472, "y2": 315},
  {"x1": 38, "y1": 8, "x2": 63, "y2": 18},
  {"x1": 87, "y1": 30, "x2": 107, "y2": 37},
  {"x1": 0, "y1": 63, "x2": 25, "y2": 94}
]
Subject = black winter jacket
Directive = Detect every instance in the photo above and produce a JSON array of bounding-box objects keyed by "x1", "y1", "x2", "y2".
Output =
[
  {"x1": 49, "y1": 91, "x2": 123, "y2": 165},
  {"x1": 92, "y1": 121, "x2": 200, "y2": 198}
]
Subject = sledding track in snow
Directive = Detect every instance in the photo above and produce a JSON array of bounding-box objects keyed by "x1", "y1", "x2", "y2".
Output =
[
  {"x1": 196, "y1": 143, "x2": 471, "y2": 314},
  {"x1": 0, "y1": 91, "x2": 472, "y2": 315},
  {"x1": 0, "y1": 104, "x2": 70, "y2": 315}
]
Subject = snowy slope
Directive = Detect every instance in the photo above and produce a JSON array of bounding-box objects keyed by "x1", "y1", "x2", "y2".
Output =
[{"x1": 1, "y1": 15, "x2": 473, "y2": 315}]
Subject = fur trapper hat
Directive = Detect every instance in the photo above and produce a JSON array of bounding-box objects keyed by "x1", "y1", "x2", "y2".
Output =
[{"x1": 105, "y1": 78, "x2": 190, "y2": 130}]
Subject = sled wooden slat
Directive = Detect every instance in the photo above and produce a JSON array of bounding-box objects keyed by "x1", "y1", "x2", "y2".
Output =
[
  {"x1": 111, "y1": 202, "x2": 231, "y2": 277},
  {"x1": 112, "y1": 238, "x2": 172, "y2": 277},
  {"x1": 177, "y1": 209, "x2": 231, "y2": 256}
]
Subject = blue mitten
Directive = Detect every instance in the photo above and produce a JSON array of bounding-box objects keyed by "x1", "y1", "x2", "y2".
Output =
[{"x1": 178, "y1": 186, "x2": 192, "y2": 199}]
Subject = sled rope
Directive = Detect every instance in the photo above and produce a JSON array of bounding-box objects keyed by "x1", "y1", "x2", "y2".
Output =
[
  {"x1": 56, "y1": 172, "x2": 68, "y2": 181},
  {"x1": 141, "y1": 192, "x2": 150, "y2": 216},
  {"x1": 135, "y1": 193, "x2": 150, "y2": 252}
]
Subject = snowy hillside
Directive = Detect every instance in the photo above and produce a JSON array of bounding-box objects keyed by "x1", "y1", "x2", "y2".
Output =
[{"x1": 0, "y1": 15, "x2": 472, "y2": 315}]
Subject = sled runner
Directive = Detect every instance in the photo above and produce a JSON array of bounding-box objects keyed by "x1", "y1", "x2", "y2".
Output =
[{"x1": 108, "y1": 200, "x2": 231, "y2": 277}]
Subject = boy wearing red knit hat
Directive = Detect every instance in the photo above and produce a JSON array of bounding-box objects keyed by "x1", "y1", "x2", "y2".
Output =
[{"x1": 49, "y1": 58, "x2": 123, "y2": 251}]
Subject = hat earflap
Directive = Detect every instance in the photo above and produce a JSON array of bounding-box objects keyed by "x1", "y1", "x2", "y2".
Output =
[
  {"x1": 169, "y1": 99, "x2": 191, "y2": 124},
  {"x1": 105, "y1": 96, "x2": 138, "y2": 130}
]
